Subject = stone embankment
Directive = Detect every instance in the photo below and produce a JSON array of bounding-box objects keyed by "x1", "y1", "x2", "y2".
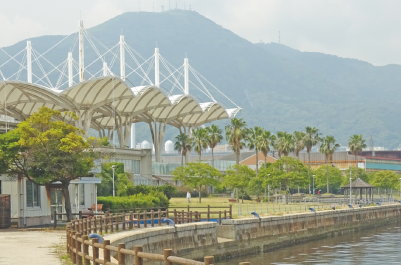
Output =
[{"x1": 106, "y1": 204, "x2": 401, "y2": 262}]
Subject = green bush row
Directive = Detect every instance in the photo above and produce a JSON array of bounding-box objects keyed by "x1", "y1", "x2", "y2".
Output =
[{"x1": 98, "y1": 191, "x2": 169, "y2": 210}]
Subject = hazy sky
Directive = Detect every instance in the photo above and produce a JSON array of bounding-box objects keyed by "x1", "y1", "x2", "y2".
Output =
[{"x1": 1, "y1": 0, "x2": 400, "y2": 66}]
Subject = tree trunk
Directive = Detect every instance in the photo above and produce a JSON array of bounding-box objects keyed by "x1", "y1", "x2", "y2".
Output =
[
  {"x1": 61, "y1": 181, "x2": 73, "y2": 221},
  {"x1": 242, "y1": 192, "x2": 244, "y2": 204},
  {"x1": 255, "y1": 149, "x2": 259, "y2": 177},
  {"x1": 308, "y1": 151, "x2": 311, "y2": 194},
  {"x1": 181, "y1": 152, "x2": 184, "y2": 166},
  {"x1": 355, "y1": 155, "x2": 358, "y2": 179},
  {"x1": 264, "y1": 154, "x2": 267, "y2": 168},
  {"x1": 199, "y1": 150, "x2": 201, "y2": 161},
  {"x1": 199, "y1": 185, "x2": 201, "y2": 203},
  {"x1": 211, "y1": 148, "x2": 214, "y2": 167},
  {"x1": 235, "y1": 148, "x2": 240, "y2": 166},
  {"x1": 326, "y1": 158, "x2": 329, "y2": 193}
]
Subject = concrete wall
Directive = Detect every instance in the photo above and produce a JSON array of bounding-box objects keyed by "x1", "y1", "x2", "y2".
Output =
[
  {"x1": 107, "y1": 222, "x2": 217, "y2": 264},
  {"x1": 105, "y1": 205, "x2": 401, "y2": 262}
]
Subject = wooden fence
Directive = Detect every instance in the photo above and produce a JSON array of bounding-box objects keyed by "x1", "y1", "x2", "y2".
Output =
[
  {"x1": 66, "y1": 217, "x2": 250, "y2": 265},
  {"x1": 56, "y1": 205, "x2": 232, "y2": 229}
]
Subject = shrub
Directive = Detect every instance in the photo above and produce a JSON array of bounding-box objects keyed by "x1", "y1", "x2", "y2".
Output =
[
  {"x1": 126, "y1": 184, "x2": 177, "y2": 200},
  {"x1": 98, "y1": 192, "x2": 169, "y2": 211}
]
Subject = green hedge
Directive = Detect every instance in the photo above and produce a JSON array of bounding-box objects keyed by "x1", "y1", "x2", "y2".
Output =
[{"x1": 98, "y1": 191, "x2": 169, "y2": 210}]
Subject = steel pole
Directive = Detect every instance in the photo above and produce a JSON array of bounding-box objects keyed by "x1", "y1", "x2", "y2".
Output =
[{"x1": 112, "y1": 167, "x2": 115, "y2": 197}]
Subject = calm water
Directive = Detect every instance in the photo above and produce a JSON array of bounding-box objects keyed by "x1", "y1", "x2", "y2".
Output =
[{"x1": 219, "y1": 223, "x2": 401, "y2": 265}]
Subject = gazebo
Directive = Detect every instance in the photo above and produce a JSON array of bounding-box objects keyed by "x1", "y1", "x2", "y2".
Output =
[{"x1": 342, "y1": 178, "x2": 375, "y2": 201}]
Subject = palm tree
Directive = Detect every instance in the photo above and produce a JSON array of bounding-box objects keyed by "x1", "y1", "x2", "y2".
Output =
[
  {"x1": 247, "y1": 126, "x2": 264, "y2": 176},
  {"x1": 293, "y1": 131, "x2": 306, "y2": 159},
  {"x1": 225, "y1": 118, "x2": 247, "y2": 166},
  {"x1": 270, "y1": 134, "x2": 277, "y2": 158},
  {"x1": 259, "y1": 130, "x2": 272, "y2": 167},
  {"x1": 277, "y1": 131, "x2": 295, "y2": 157},
  {"x1": 319, "y1": 135, "x2": 340, "y2": 193},
  {"x1": 205, "y1": 124, "x2": 223, "y2": 167},
  {"x1": 303, "y1": 127, "x2": 321, "y2": 193},
  {"x1": 174, "y1": 133, "x2": 193, "y2": 166},
  {"x1": 348, "y1": 134, "x2": 367, "y2": 179},
  {"x1": 193, "y1": 128, "x2": 208, "y2": 161}
]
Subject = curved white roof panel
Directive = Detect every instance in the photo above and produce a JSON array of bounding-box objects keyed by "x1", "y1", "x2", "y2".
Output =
[{"x1": 0, "y1": 77, "x2": 240, "y2": 131}]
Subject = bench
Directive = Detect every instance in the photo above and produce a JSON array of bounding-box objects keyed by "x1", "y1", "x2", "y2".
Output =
[{"x1": 228, "y1": 199, "x2": 237, "y2": 203}]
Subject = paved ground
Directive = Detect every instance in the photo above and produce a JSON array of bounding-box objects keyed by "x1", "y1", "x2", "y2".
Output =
[{"x1": 0, "y1": 229, "x2": 64, "y2": 265}]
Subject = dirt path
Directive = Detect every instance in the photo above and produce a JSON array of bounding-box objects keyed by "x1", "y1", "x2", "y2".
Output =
[{"x1": 0, "y1": 230, "x2": 64, "y2": 265}]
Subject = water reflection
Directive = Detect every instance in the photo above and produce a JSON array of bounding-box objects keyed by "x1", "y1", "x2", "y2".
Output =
[{"x1": 219, "y1": 224, "x2": 401, "y2": 265}]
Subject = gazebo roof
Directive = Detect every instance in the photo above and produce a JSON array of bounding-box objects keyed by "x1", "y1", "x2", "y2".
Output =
[{"x1": 342, "y1": 178, "x2": 375, "y2": 189}]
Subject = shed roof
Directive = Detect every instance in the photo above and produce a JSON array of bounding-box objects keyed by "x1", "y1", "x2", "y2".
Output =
[{"x1": 342, "y1": 178, "x2": 375, "y2": 189}]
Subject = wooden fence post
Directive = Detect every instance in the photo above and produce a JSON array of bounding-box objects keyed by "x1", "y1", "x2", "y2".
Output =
[
  {"x1": 151, "y1": 210, "x2": 154, "y2": 227},
  {"x1": 117, "y1": 243, "x2": 125, "y2": 265},
  {"x1": 137, "y1": 212, "x2": 141, "y2": 228},
  {"x1": 219, "y1": 211, "x2": 222, "y2": 225},
  {"x1": 82, "y1": 235, "x2": 90, "y2": 265},
  {"x1": 134, "y1": 246, "x2": 143, "y2": 265},
  {"x1": 207, "y1": 205, "x2": 210, "y2": 222},
  {"x1": 99, "y1": 216, "x2": 103, "y2": 234},
  {"x1": 122, "y1": 213, "x2": 126, "y2": 231},
  {"x1": 204, "y1": 256, "x2": 215, "y2": 265},
  {"x1": 92, "y1": 238, "x2": 99, "y2": 265},
  {"x1": 158, "y1": 209, "x2": 162, "y2": 226},
  {"x1": 230, "y1": 204, "x2": 232, "y2": 219},
  {"x1": 110, "y1": 214, "x2": 114, "y2": 233},
  {"x1": 103, "y1": 240, "x2": 111, "y2": 263},
  {"x1": 76, "y1": 233, "x2": 82, "y2": 265},
  {"x1": 79, "y1": 211, "x2": 83, "y2": 219},
  {"x1": 174, "y1": 209, "x2": 177, "y2": 224},
  {"x1": 144, "y1": 211, "x2": 148, "y2": 228},
  {"x1": 70, "y1": 231, "x2": 76, "y2": 264},
  {"x1": 93, "y1": 217, "x2": 97, "y2": 234},
  {"x1": 164, "y1": 249, "x2": 173, "y2": 265},
  {"x1": 129, "y1": 211, "x2": 134, "y2": 230}
]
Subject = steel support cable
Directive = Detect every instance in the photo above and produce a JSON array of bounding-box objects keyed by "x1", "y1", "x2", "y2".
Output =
[
  {"x1": 82, "y1": 43, "x2": 119, "y2": 72},
  {"x1": 188, "y1": 66, "x2": 215, "y2": 101},
  {"x1": 168, "y1": 68, "x2": 185, "y2": 94},
  {"x1": 31, "y1": 33, "x2": 73, "y2": 64},
  {"x1": 32, "y1": 48, "x2": 70, "y2": 83},
  {"x1": 69, "y1": 32, "x2": 79, "y2": 53},
  {"x1": 124, "y1": 44, "x2": 154, "y2": 84},
  {"x1": 124, "y1": 55, "x2": 155, "y2": 83},
  {"x1": 140, "y1": 57, "x2": 154, "y2": 86},
  {"x1": 0, "y1": 48, "x2": 26, "y2": 68},
  {"x1": 0, "y1": 68, "x2": 5, "y2": 80},
  {"x1": 55, "y1": 60, "x2": 68, "y2": 89},
  {"x1": 189, "y1": 65, "x2": 239, "y2": 108},
  {"x1": 108, "y1": 46, "x2": 120, "y2": 73},
  {"x1": 15, "y1": 52, "x2": 27, "y2": 80},
  {"x1": 159, "y1": 56, "x2": 185, "y2": 91},
  {"x1": 32, "y1": 51, "x2": 53, "y2": 88},
  {"x1": 160, "y1": 65, "x2": 185, "y2": 92},
  {"x1": 83, "y1": 29, "x2": 107, "y2": 64},
  {"x1": 34, "y1": 53, "x2": 69, "y2": 86}
]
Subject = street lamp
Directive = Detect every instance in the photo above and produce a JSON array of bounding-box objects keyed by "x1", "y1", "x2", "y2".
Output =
[
  {"x1": 112, "y1": 165, "x2": 115, "y2": 197},
  {"x1": 313, "y1": 175, "x2": 315, "y2": 195}
]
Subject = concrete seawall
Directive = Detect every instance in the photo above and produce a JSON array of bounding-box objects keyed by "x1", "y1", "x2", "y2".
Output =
[{"x1": 108, "y1": 204, "x2": 401, "y2": 262}]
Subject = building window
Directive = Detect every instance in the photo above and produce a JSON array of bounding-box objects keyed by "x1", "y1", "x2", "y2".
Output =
[
  {"x1": 79, "y1": 184, "x2": 85, "y2": 206},
  {"x1": 26, "y1": 180, "x2": 41, "y2": 208},
  {"x1": 133, "y1": 160, "x2": 141, "y2": 174}
]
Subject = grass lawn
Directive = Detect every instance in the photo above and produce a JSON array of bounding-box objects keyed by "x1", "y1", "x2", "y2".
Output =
[{"x1": 168, "y1": 197, "x2": 355, "y2": 219}]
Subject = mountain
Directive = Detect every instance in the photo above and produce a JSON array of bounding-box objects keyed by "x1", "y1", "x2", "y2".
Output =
[{"x1": 1, "y1": 10, "x2": 400, "y2": 149}]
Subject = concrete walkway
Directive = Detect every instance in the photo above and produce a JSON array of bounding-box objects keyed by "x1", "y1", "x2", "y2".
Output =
[{"x1": 0, "y1": 230, "x2": 64, "y2": 265}]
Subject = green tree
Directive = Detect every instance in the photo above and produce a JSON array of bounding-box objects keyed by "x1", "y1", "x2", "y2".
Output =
[
  {"x1": 343, "y1": 167, "x2": 371, "y2": 184},
  {"x1": 0, "y1": 107, "x2": 98, "y2": 221},
  {"x1": 205, "y1": 124, "x2": 223, "y2": 167},
  {"x1": 96, "y1": 162, "x2": 134, "y2": 197},
  {"x1": 174, "y1": 133, "x2": 193, "y2": 166},
  {"x1": 223, "y1": 164, "x2": 255, "y2": 202},
  {"x1": 348, "y1": 134, "x2": 367, "y2": 179},
  {"x1": 259, "y1": 130, "x2": 272, "y2": 167},
  {"x1": 303, "y1": 126, "x2": 321, "y2": 193},
  {"x1": 247, "y1": 126, "x2": 264, "y2": 176},
  {"x1": 313, "y1": 165, "x2": 344, "y2": 193},
  {"x1": 293, "y1": 131, "x2": 306, "y2": 159},
  {"x1": 172, "y1": 162, "x2": 221, "y2": 202},
  {"x1": 319, "y1": 135, "x2": 340, "y2": 193},
  {"x1": 259, "y1": 156, "x2": 308, "y2": 203},
  {"x1": 370, "y1": 170, "x2": 399, "y2": 195},
  {"x1": 193, "y1": 128, "x2": 208, "y2": 161},
  {"x1": 276, "y1": 131, "x2": 294, "y2": 157},
  {"x1": 225, "y1": 118, "x2": 247, "y2": 166},
  {"x1": 270, "y1": 134, "x2": 277, "y2": 158}
]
